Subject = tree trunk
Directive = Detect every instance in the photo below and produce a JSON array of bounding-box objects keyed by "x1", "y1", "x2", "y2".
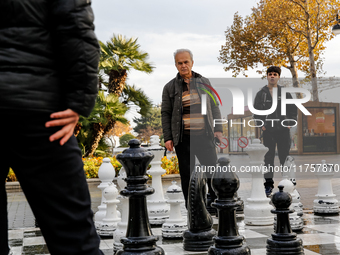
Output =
[
  {"x1": 307, "y1": 35, "x2": 318, "y2": 102},
  {"x1": 103, "y1": 119, "x2": 116, "y2": 135},
  {"x1": 87, "y1": 123, "x2": 105, "y2": 157},
  {"x1": 74, "y1": 123, "x2": 82, "y2": 137},
  {"x1": 305, "y1": 1, "x2": 318, "y2": 102},
  {"x1": 288, "y1": 59, "x2": 302, "y2": 99},
  {"x1": 108, "y1": 69, "x2": 127, "y2": 96}
]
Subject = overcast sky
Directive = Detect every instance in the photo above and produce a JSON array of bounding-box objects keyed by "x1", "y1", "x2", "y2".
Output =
[{"x1": 92, "y1": 0, "x2": 340, "y2": 118}]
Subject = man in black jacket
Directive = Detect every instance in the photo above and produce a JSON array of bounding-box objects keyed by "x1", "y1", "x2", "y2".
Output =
[
  {"x1": 253, "y1": 66, "x2": 297, "y2": 197},
  {"x1": 161, "y1": 49, "x2": 223, "y2": 208},
  {"x1": 0, "y1": 1, "x2": 102, "y2": 254}
]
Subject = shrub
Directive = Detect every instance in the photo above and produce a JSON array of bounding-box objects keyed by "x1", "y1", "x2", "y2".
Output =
[
  {"x1": 6, "y1": 168, "x2": 17, "y2": 182},
  {"x1": 161, "y1": 156, "x2": 179, "y2": 175},
  {"x1": 6, "y1": 155, "x2": 178, "y2": 182}
]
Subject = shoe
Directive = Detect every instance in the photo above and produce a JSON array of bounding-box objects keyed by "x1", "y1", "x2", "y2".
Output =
[{"x1": 265, "y1": 186, "x2": 273, "y2": 197}]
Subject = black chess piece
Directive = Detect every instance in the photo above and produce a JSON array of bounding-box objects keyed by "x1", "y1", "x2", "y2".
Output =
[
  {"x1": 206, "y1": 192, "x2": 217, "y2": 216},
  {"x1": 267, "y1": 185, "x2": 304, "y2": 255},
  {"x1": 208, "y1": 157, "x2": 250, "y2": 255},
  {"x1": 183, "y1": 165, "x2": 216, "y2": 251},
  {"x1": 116, "y1": 139, "x2": 164, "y2": 255}
]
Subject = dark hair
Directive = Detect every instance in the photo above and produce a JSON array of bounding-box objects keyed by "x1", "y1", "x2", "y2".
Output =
[{"x1": 267, "y1": 66, "x2": 281, "y2": 76}]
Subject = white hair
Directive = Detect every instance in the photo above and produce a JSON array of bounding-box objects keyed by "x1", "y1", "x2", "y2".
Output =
[{"x1": 173, "y1": 49, "x2": 193, "y2": 63}]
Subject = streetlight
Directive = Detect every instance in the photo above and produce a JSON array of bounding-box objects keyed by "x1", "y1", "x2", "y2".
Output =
[{"x1": 332, "y1": 14, "x2": 340, "y2": 36}]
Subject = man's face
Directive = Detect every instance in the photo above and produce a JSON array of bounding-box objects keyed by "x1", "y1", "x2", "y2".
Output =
[
  {"x1": 175, "y1": 52, "x2": 194, "y2": 78},
  {"x1": 267, "y1": 72, "x2": 280, "y2": 86}
]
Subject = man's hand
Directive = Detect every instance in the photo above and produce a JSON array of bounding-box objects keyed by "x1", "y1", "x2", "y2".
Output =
[
  {"x1": 214, "y1": 131, "x2": 223, "y2": 143},
  {"x1": 45, "y1": 109, "x2": 79, "y2": 146},
  {"x1": 262, "y1": 126, "x2": 266, "y2": 131},
  {"x1": 165, "y1": 140, "x2": 174, "y2": 152}
]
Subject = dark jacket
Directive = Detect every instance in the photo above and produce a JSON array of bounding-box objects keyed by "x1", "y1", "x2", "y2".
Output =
[
  {"x1": 253, "y1": 85, "x2": 297, "y2": 130},
  {"x1": 0, "y1": 0, "x2": 100, "y2": 117},
  {"x1": 161, "y1": 71, "x2": 222, "y2": 146}
]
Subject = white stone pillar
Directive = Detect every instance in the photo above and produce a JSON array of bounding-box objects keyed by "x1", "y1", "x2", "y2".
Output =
[
  {"x1": 98, "y1": 182, "x2": 120, "y2": 236},
  {"x1": 314, "y1": 160, "x2": 339, "y2": 214},
  {"x1": 146, "y1": 135, "x2": 170, "y2": 225},
  {"x1": 244, "y1": 139, "x2": 274, "y2": 225},
  {"x1": 114, "y1": 167, "x2": 129, "y2": 252},
  {"x1": 94, "y1": 157, "x2": 116, "y2": 229},
  {"x1": 162, "y1": 181, "x2": 187, "y2": 238}
]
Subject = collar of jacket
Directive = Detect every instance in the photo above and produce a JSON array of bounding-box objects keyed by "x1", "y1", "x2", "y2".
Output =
[{"x1": 261, "y1": 84, "x2": 282, "y2": 98}]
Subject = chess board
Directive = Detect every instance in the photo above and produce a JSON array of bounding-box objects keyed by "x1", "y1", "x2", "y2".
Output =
[{"x1": 8, "y1": 210, "x2": 340, "y2": 255}]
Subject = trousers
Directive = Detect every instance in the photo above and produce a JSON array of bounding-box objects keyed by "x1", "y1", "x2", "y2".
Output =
[
  {"x1": 263, "y1": 128, "x2": 291, "y2": 186},
  {"x1": 175, "y1": 134, "x2": 217, "y2": 207},
  {"x1": 1, "y1": 112, "x2": 102, "y2": 255}
]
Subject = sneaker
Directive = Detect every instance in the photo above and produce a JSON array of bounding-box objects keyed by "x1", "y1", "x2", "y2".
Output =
[{"x1": 265, "y1": 186, "x2": 273, "y2": 197}]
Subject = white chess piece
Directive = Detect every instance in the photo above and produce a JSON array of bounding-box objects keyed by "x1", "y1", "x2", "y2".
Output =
[
  {"x1": 114, "y1": 167, "x2": 129, "y2": 252},
  {"x1": 146, "y1": 135, "x2": 170, "y2": 225},
  {"x1": 314, "y1": 160, "x2": 339, "y2": 214},
  {"x1": 162, "y1": 181, "x2": 187, "y2": 238},
  {"x1": 244, "y1": 139, "x2": 274, "y2": 226},
  {"x1": 94, "y1": 158, "x2": 116, "y2": 229},
  {"x1": 98, "y1": 182, "x2": 120, "y2": 236}
]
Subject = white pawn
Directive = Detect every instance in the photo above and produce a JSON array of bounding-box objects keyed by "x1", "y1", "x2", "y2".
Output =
[
  {"x1": 162, "y1": 181, "x2": 187, "y2": 238},
  {"x1": 244, "y1": 139, "x2": 274, "y2": 226},
  {"x1": 114, "y1": 167, "x2": 129, "y2": 252},
  {"x1": 283, "y1": 156, "x2": 303, "y2": 212},
  {"x1": 314, "y1": 160, "x2": 339, "y2": 214},
  {"x1": 94, "y1": 158, "x2": 116, "y2": 229},
  {"x1": 98, "y1": 182, "x2": 120, "y2": 236},
  {"x1": 147, "y1": 135, "x2": 170, "y2": 225},
  {"x1": 277, "y1": 178, "x2": 303, "y2": 231}
]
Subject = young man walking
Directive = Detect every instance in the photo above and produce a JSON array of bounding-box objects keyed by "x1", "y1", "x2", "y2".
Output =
[{"x1": 253, "y1": 66, "x2": 297, "y2": 196}]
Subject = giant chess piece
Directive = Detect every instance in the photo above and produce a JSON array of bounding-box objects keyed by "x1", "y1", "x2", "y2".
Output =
[
  {"x1": 235, "y1": 191, "x2": 244, "y2": 214},
  {"x1": 183, "y1": 165, "x2": 216, "y2": 251},
  {"x1": 276, "y1": 178, "x2": 303, "y2": 231},
  {"x1": 284, "y1": 156, "x2": 303, "y2": 210},
  {"x1": 314, "y1": 160, "x2": 339, "y2": 214},
  {"x1": 208, "y1": 157, "x2": 250, "y2": 255},
  {"x1": 162, "y1": 181, "x2": 187, "y2": 238},
  {"x1": 267, "y1": 185, "x2": 304, "y2": 255},
  {"x1": 147, "y1": 135, "x2": 170, "y2": 225},
  {"x1": 116, "y1": 139, "x2": 164, "y2": 255},
  {"x1": 206, "y1": 192, "x2": 217, "y2": 216},
  {"x1": 244, "y1": 139, "x2": 274, "y2": 225},
  {"x1": 114, "y1": 167, "x2": 128, "y2": 252},
  {"x1": 94, "y1": 157, "x2": 116, "y2": 229},
  {"x1": 98, "y1": 182, "x2": 120, "y2": 236}
]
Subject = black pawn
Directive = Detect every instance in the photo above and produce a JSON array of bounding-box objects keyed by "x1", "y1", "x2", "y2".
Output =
[
  {"x1": 183, "y1": 165, "x2": 216, "y2": 251},
  {"x1": 267, "y1": 185, "x2": 304, "y2": 255},
  {"x1": 208, "y1": 157, "x2": 250, "y2": 255},
  {"x1": 116, "y1": 139, "x2": 164, "y2": 255}
]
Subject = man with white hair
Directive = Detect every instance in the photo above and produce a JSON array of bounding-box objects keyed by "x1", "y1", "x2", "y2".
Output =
[{"x1": 161, "y1": 49, "x2": 223, "y2": 208}]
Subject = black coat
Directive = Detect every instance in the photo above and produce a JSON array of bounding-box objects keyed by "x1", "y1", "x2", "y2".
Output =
[
  {"x1": 253, "y1": 85, "x2": 298, "y2": 130},
  {"x1": 0, "y1": 0, "x2": 100, "y2": 117}
]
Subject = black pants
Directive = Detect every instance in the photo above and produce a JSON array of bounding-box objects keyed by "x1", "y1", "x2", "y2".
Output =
[
  {"x1": 1, "y1": 113, "x2": 102, "y2": 255},
  {"x1": 175, "y1": 134, "x2": 217, "y2": 207},
  {"x1": 263, "y1": 128, "x2": 291, "y2": 187}
]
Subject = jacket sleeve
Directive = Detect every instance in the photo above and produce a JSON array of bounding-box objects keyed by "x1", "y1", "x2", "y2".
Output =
[
  {"x1": 161, "y1": 83, "x2": 173, "y2": 143},
  {"x1": 50, "y1": 0, "x2": 100, "y2": 117}
]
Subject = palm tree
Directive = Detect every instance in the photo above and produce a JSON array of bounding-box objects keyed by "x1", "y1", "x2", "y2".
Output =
[
  {"x1": 77, "y1": 91, "x2": 128, "y2": 157},
  {"x1": 99, "y1": 34, "x2": 154, "y2": 96}
]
